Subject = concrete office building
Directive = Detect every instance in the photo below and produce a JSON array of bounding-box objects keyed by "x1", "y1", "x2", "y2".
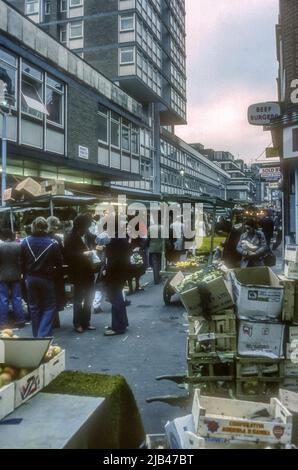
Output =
[
  {"x1": 0, "y1": 0, "x2": 148, "y2": 197},
  {"x1": 6, "y1": 0, "x2": 230, "y2": 199}
]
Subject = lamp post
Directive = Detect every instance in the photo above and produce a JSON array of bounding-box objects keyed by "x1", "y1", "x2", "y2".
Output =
[
  {"x1": 0, "y1": 80, "x2": 14, "y2": 207},
  {"x1": 180, "y1": 169, "x2": 185, "y2": 195}
]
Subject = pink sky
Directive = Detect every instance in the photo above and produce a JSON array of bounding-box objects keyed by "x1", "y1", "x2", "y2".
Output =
[{"x1": 176, "y1": 0, "x2": 279, "y2": 162}]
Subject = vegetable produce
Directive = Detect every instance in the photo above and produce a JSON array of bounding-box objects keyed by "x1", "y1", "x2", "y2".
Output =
[{"x1": 176, "y1": 267, "x2": 223, "y2": 293}]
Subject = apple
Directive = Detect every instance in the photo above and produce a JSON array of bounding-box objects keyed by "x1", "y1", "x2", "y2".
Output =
[
  {"x1": 0, "y1": 372, "x2": 12, "y2": 385},
  {"x1": 52, "y1": 346, "x2": 62, "y2": 356},
  {"x1": 1, "y1": 329, "x2": 13, "y2": 337},
  {"x1": 3, "y1": 367, "x2": 18, "y2": 380}
]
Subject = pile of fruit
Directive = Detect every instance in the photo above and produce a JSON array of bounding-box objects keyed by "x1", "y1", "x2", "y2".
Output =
[
  {"x1": 176, "y1": 267, "x2": 223, "y2": 293},
  {"x1": 175, "y1": 256, "x2": 206, "y2": 269},
  {"x1": 0, "y1": 329, "x2": 19, "y2": 339},
  {"x1": 43, "y1": 345, "x2": 62, "y2": 362}
]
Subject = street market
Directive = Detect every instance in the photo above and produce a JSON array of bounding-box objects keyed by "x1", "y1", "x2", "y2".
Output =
[{"x1": 0, "y1": 0, "x2": 297, "y2": 455}]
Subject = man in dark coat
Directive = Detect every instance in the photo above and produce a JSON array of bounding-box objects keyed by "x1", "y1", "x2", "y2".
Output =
[
  {"x1": 64, "y1": 214, "x2": 96, "y2": 333},
  {"x1": 21, "y1": 217, "x2": 63, "y2": 337}
]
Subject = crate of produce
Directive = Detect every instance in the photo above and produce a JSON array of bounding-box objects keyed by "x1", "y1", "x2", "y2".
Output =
[
  {"x1": 230, "y1": 267, "x2": 284, "y2": 322},
  {"x1": 235, "y1": 357, "x2": 284, "y2": 401},
  {"x1": 192, "y1": 388, "x2": 293, "y2": 444},
  {"x1": 279, "y1": 276, "x2": 298, "y2": 323},
  {"x1": 188, "y1": 311, "x2": 236, "y2": 355},
  {"x1": 43, "y1": 348, "x2": 65, "y2": 386}
]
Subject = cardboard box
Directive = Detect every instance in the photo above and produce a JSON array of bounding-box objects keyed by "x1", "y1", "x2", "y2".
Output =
[
  {"x1": 285, "y1": 262, "x2": 298, "y2": 280},
  {"x1": 289, "y1": 326, "x2": 298, "y2": 343},
  {"x1": 40, "y1": 179, "x2": 65, "y2": 196},
  {"x1": 230, "y1": 267, "x2": 284, "y2": 322},
  {"x1": 14, "y1": 366, "x2": 44, "y2": 408},
  {"x1": 285, "y1": 361, "x2": 298, "y2": 377},
  {"x1": 192, "y1": 388, "x2": 292, "y2": 445},
  {"x1": 279, "y1": 277, "x2": 298, "y2": 324},
  {"x1": 238, "y1": 321, "x2": 285, "y2": 359},
  {"x1": 0, "y1": 383, "x2": 15, "y2": 421},
  {"x1": 285, "y1": 246, "x2": 298, "y2": 264},
  {"x1": 43, "y1": 350, "x2": 65, "y2": 386},
  {"x1": 15, "y1": 177, "x2": 41, "y2": 198},
  {"x1": 180, "y1": 277, "x2": 234, "y2": 316},
  {"x1": 279, "y1": 388, "x2": 298, "y2": 446},
  {"x1": 286, "y1": 343, "x2": 298, "y2": 361}
]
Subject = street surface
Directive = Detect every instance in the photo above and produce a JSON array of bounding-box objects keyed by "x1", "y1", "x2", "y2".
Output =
[{"x1": 21, "y1": 271, "x2": 189, "y2": 435}]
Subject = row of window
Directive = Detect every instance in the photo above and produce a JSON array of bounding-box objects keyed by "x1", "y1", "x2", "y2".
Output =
[
  {"x1": 136, "y1": 0, "x2": 161, "y2": 40},
  {"x1": 169, "y1": 0, "x2": 185, "y2": 29},
  {"x1": 170, "y1": 87, "x2": 186, "y2": 119},
  {"x1": 0, "y1": 46, "x2": 65, "y2": 127},
  {"x1": 170, "y1": 63, "x2": 186, "y2": 96},
  {"x1": 169, "y1": 13, "x2": 185, "y2": 51},
  {"x1": 170, "y1": 38, "x2": 186, "y2": 73},
  {"x1": 98, "y1": 104, "x2": 140, "y2": 154},
  {"x1": 136, "y1": 50, "x2": 162, "y2": 96},
  {"x1": 25, "y1": 0, "x2": 83, "y2": 16},
  {"x1": 160, "y1": 138, "x2": 226, "y2": 182},
  {"x1": 136, "y1": 17, "x2": 162, "y2": 68},
  {"x1": 59, "y1": 21, "x2": 83, "y2": 43}
]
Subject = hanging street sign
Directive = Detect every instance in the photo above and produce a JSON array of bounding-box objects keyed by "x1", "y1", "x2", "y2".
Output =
[{"x1": 248, "y1": 102, "x2": 281, "y2": 126}]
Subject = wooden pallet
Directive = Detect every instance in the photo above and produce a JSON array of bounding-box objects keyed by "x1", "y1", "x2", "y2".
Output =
[
  {"x1": 235, "y1": 357, "x2": 284, "y2": 400},
  {"x1": 187, "y1": 335, "x2": 236, "y2": 358}
]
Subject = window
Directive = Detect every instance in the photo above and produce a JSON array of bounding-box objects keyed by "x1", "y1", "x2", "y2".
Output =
[
  {"x1": 0, "y1": 47, "x2": 17, "y2": 108},
  {"x1": 70, "y1": 0, "x2": 82, "y2": 5},
  {"x1": 60, "y1": 25, "x2": 67, "y2": 43},
  {"x1": 120, "y1": 15, "x2": 134, "y2": 32},
  {"x1": 98, "y1": 104, "x2": 108, "y2": 144},
  {"x1": 45, "y1": 1, "x2": 51, "y2": 14},
  {"x1": 46, "y1": 75, "x2": 64, "y2": 126},
  {"x1": 25, "y1": 0, "x2": 39, "y2": 15},
  {"x1": 120, "y1": 47, "x2": 134, "y2": 65},
  {"x1": 69, "y1": 21, "x2": 83, "y2": 39},
  {"x1": 111, "y1": 112, "x2": 120, "y2": 148},
  {"x1": 121, "y1": 119, "x2": 130, "y2": 152},
  {"x1": 131, "y1": 126, "x2": 139, "y2": 154},
  {"x1": 21, "y1": 62, "x2": 47, "y2": 120},
  {"x1": 60, "y1": 0, "x2": 68, "y2": 11}
]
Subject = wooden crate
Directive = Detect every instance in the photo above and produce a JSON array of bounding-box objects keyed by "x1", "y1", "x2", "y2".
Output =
[
  {"x1": 236, "y1": 357, "x2": 284, "y2": 401},
  {"x1": 192, "y1": 389, "x2": 293, "y2": 445},
  {"x1": 187, "y1": 357, "x2": 235, "y2": 396},
  {"x1": 187, "y1": 311, "x2": 237, "y2": 356},
  {"x1": 279, "y1": 276, "x2": 298, "y2": 323}
]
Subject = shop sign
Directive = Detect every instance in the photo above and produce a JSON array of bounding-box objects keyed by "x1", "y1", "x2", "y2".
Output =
[
  {"x1": 259, "y1": 167, "x2": 281, "y2": 181},
  {"x1": 266, "y1": 147, "x2": 279, "y2": 158},
  {"x1": 248, "y1": 102, "x2": 281, "y2": 126},
  {"x1": 78, "y1": 145, "x2": 89, "y2": 159}
]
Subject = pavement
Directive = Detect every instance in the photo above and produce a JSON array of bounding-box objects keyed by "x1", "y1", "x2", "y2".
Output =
[{"x1": 19, "y1": 271, "x2": 189, "y2": 435}]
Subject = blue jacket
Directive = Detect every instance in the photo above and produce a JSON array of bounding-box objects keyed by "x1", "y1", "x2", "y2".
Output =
[{"x1": 21, "y1": 233, "x2": 63, "y2": 280}]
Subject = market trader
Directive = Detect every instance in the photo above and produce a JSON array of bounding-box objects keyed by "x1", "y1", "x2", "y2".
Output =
[
  {"x1": 21, "y1": 217, "x2": 63, "y2": 337},
  {"x1": 236, "y1": 218, "x2": 267, "y2": 268}
]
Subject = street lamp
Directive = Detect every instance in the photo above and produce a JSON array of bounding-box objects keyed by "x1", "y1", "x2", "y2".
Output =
[
  {"x1": 180, "y1": 169, "x2": 185, "y2": 194},
  {"x1": 0, "y1": 80, "x2": 10, "y2": 208}
]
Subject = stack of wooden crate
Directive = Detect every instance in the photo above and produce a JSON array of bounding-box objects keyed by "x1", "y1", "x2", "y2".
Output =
[{"x1": 186, "y1": 309, "x2": 237, "y2": 396}]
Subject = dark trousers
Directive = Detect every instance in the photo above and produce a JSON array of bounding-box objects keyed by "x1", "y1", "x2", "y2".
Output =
[
  {"x1": 0, "y1": 281, "x2": 25, "y2": 327},
  {"x1": 107, "y1": 284, "x2": 128, "y2": 332},
  {"x1": 73, "y1": 281, "x2": 95, "y2": 329},
  {"x1": 26, "y1": 276, "x2": 56, "y2": 337},
  {"x1": 149, "y1": 253, "x2": 162, "y2": 284}
]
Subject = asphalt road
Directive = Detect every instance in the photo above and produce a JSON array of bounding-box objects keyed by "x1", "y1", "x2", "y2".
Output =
[{"x1": 21, "y1": 271, "x2": 189, "y2": 436}]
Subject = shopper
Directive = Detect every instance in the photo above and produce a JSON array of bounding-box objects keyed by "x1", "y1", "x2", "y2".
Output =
[
  {"x1": 21, "y1": 217, "x2": 63, "y2": 337},
  {"x1": 0, "y1": 229, "x2": 25, "y2": 329},
  {"x1": 260, "y1": 210, "x2": 274, "y2": 249},
  {"x1": 47, "y1": 216, "x2": 66, "y2": 327},
  {"x1": 64, "y1": 214, "x2": 96, "y2": 333},
  {"x1": 236, "y1": 218, "x2": 267, "y2": 268},
  {"x1": 104, "y1": 222, "x2": 130, "y2": 336},
  {"x1": 148, "y1": 218, "x2": 163, "y2": 285}
]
